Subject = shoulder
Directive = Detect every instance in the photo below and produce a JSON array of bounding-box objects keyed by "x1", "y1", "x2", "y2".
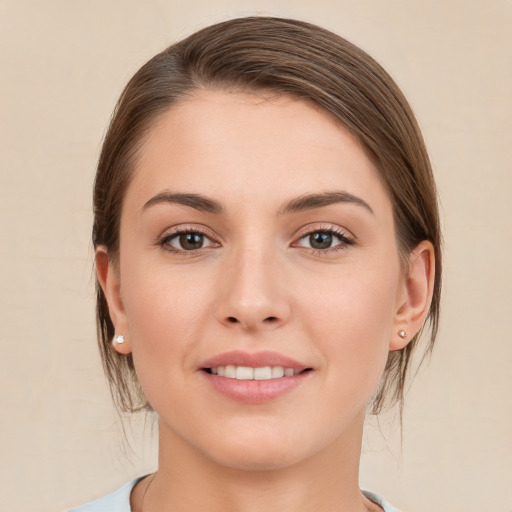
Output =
[
  {"x1": 67, "y1": 477, "x2": 144, "y2": 512},
  {"x1": 362, "y1": 490, "x2": 403, "y2": 512}
]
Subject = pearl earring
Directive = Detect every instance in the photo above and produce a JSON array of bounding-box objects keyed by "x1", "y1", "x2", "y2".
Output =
[
  {"x1": 398, "y1": 330, "x2": 407, "y2": 339},
  {"x1": 113, "y1": 334, "x2": 125, "y2": 345}
]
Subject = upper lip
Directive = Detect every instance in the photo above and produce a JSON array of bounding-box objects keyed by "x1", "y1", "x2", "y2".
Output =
[{"x1": 200, "y1": 350, "x2": 310, "y2": 371}]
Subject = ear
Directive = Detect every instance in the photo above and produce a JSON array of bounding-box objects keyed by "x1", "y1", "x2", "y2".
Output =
[
  {"x1": 95, "y1": 246, "x2": 132, "y2": 355},
  {"x1": 391, "y1": 240, "x2": 436, "y2": 351}
]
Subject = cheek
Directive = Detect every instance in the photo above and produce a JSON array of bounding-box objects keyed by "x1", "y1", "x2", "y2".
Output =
[
  {"x1": 120, "y1": 258, "x2": 213, "y2": 372},
  {"x1": 119, "y1": 269, "x2": 215, "y2": 416},
  {"x1": 296, "y1": 260, "x2": 400, "y2": 390}
]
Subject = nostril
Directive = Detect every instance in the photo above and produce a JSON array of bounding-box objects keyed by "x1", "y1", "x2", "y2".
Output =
[{"x1": 224, "y1": 315, "x2": 280, "y2": 326}]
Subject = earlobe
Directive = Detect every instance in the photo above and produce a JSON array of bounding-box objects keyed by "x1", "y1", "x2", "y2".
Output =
[
  {"x1": 390, "y1": 240, "x2": 435, "y2": 351},
  {"x1": 95, "y1": 246, "x2": 132, "y2": 354}
]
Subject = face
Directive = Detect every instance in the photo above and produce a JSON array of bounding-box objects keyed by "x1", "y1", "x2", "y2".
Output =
[{"x1": 103, "y1": 90, "x2": 411, "y2": 470}]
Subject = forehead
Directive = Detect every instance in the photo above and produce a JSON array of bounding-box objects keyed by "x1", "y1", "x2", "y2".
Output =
[{"x1": 126, "y1": 89, "x2": 392, "y2": 218}]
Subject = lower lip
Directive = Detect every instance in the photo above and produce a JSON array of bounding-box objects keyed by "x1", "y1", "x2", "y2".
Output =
[{"x1": 201, "y1": 371, "x2": 311, "y2": 404}]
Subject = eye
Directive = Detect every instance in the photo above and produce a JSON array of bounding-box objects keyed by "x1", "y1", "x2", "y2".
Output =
[
  {"x1": 160, "y1": 230, "x2": 217, "y2": 252},
  {"x1": 296, "y1": 229, "x2": 354, "y2": 251}
]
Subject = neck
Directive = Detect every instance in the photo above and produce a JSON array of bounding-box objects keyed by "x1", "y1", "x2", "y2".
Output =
[{"x1": 134, "y1": 409, "x2": 379, "y2": 512}]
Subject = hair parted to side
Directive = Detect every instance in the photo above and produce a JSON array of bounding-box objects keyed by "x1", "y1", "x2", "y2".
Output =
[{"x1": 93, "y1": 16, "x2": 442, "y2": 415}]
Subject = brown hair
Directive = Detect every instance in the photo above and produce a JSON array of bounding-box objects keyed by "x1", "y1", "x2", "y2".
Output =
[{"x1": 93, "y1": 16, "x2": 442, "y2": 415}]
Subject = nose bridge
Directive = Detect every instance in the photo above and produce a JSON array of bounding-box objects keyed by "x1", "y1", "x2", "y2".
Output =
[{"x1": 217, "y1": 233, "x2": 290, "y2": 330}]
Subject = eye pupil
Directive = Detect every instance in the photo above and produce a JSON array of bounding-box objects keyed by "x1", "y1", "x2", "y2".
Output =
[
  {"x1": 309, "y1": 232, "x2": 332, "y2": 249},
  {"x1": 179, "y1": 233, "x2": 204, "y2": 250}
]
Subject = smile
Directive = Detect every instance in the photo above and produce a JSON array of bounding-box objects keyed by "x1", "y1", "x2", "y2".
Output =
[
  {"x1": 206, "y1": 365, "x2": 303, "y2": 380},
  {"x1": 200, "y1": 351, "x2": 313, "y2": 404}
]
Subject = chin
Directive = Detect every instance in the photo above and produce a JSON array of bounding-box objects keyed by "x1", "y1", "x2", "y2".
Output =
[
  {"x1": 209, "y1": 444, "x2": 303, "y2": 472},
  {"x1": 197, "y1": 422, "x2": 322, "y2": 472}
]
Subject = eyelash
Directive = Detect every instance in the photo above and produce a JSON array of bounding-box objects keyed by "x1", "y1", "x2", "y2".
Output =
[
  {"x1": 157, "y1": 225, "x2": 355, "y2": 256},
  {"x1": 157, "y1": 226, "x2": 218, "y2": 255},
  {"x1": 295, "y1": 226, "x2": 356, "y2": 255}
]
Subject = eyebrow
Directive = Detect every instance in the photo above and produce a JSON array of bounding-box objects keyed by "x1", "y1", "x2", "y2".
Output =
[
  {"x1": 142, "y1": 190, "x2": 373, "y2": 216},
  {"x1": 278, "y1": 191, "x2": 374, "y2": 215},
  {"x1": 143, "y1": 192, "x2": 224, "y2": 214}
]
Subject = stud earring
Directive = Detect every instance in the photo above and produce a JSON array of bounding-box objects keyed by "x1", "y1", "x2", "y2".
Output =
[
  {"x1": 398, "y1": 330, "x2": 407, "y2": 339},
  {"x1": 113, "y1": 334, "x2": 125, "y2": 345}
]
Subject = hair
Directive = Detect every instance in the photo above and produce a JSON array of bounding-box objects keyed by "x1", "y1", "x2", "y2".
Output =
[{"x1": 92, "y1": 16, "x2": 442, "y2": 416}]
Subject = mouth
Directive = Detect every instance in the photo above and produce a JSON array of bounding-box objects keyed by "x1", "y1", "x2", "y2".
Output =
[
  {"x1": 199, "y1": 351, "x2": 313, "y2": 403},
  {"x1": 203, "y1": 365, "x2": 312, "y2": 380}
]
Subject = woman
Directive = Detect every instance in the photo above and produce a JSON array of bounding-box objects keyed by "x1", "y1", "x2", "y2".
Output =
[{"x1": 71, "y1": 16, "x2": 441, "y2": 512}]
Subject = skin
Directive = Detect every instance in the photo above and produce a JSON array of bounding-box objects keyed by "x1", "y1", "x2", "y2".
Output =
[{"x1": 97, "y1": 90, "x2": 435, "y2": 512}]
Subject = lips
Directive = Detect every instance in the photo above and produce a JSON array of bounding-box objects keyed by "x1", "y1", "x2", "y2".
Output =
[
  {"x1": 200, "y1": 350, "x2": 309, "y2": 371},
  {"x1": 199, "y1": 350, "x2": 313, "y2": 404}
]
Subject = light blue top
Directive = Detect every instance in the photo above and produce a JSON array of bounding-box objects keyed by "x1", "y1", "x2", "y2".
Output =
[{"x1": 68, "y1": 477, "x2": 401, "y2": 511}]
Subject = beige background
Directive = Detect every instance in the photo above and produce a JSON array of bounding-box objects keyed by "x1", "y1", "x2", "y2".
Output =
[{"x1": 1, "y1": 1, "x2": 511, "y2": 511}]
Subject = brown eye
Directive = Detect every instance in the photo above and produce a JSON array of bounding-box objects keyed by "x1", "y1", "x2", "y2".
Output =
[
  {"x1": 309, "y1": 232, "x2": 333, "y2": 249},
  {"x1": 179, "y1": 233, "x2": 205, "y2": 250},
  {"x1": 163, "y1": 231, "x2": 216, "y2": 251},
  {"x1": 296, "y1": 229, "x2": 354, "y2": 251}
]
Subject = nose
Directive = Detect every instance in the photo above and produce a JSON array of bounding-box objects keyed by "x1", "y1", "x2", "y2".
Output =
[{"x1": 216, "y1": 243, "x2": 291, "y2": 332}]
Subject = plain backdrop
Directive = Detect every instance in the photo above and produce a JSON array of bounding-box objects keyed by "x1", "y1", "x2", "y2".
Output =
[{"x1": 1, "y1": 1, "x2": 511, "y2": 511}]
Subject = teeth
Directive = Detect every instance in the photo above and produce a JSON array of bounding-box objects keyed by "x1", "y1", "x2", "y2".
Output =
[
  {"x1": 253, "y1": 366, "x2": 272, "y2": 380},
  {"x1": 209, "y1": 365, "x2": 302, "y2": 380},
  {"x1": 236, "y1": 366, "x2": 254, "y2": 380},
  {"x1": 271, "y1": 366, "x2": 284, "y2": 378},
  {"x1": 225, "y1": 365, "x2": 236, "y2": 378}
]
